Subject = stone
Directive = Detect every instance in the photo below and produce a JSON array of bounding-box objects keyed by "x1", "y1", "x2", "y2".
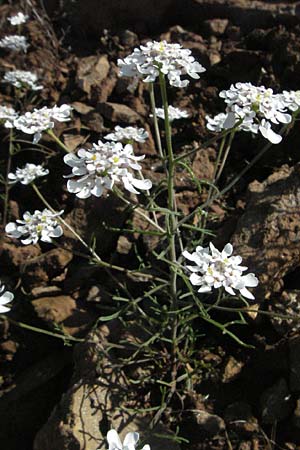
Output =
[
  {"x1": 231, "y1": 164, "x2": 300, "y2": 301},
  {"x1": 98, "y1": 102, "x2": 142, "y2": 124},
  {"x1": 21, "y1": 249, "x2": 73, "y2": 287},
  {"x1": 289, "y1": 336, "x2": 300, "y2": 392},
  {"x1": 203, "y1": 19, "x2": 229, "y2": 36},
  {"x1": 260, "y1": 378, "x2": 293, "y2": 423},
  {"x1": 194, "y1": 410, "x2": 226, "y2": 437},
  {"x1": 222, "y1": 356, "x2": 244, "y2": 383},
  {"x1": 76, "y1": 55, "x2": 110, "y2": 96},
  {"x1": 32, "y1": 295, "x2": 96, "y2": 336},
  {"x1": 224, "y1": 402, "x2": 259, "y2": 435}
]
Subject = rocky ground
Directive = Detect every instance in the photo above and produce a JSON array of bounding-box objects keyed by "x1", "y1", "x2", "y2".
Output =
[{"x1": 1, "y1": 1, "x2": 300, "y2": 449}]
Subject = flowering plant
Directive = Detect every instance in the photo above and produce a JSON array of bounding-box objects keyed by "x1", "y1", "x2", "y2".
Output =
[
  {"x1": 3, "y1": 70, "x2": 43, "y2": 91},
  {"x1": 8, "y1": 163, "x2": 49, "y2": 185},
  {"x1": 5, "y1": 209, "x2": 64, "y2": 245},
  {"x1": 0, "y1": 282, "x2": 14, "y2": 314},
  {"x1": 0, "y1": 35, "x2": 28, "y2": 52},
  {"x1": 118, "y1": 40, "x2": 206, "y2": 88},
  {"x1": 64, "y1": 140, "x2": 152, "y2": 198},
  {"x1": 7, "y1": 12, "x2": 29, "y2": 26}
]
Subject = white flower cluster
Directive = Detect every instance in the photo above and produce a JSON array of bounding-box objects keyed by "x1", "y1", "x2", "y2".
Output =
[
  {"x1": 0, "y1": 105, "x2": 18, "y2": 128},
  {"x1": 0, "y1": 282, "x2": 14, "y2": 314},
  {"x1": 13, "y1": 104, "x2": 72, "y2": 143},
  {"x1": 3, "y1": 70, "x2": 43, "y2": 91},
  {"x1": 64, "y1": 140, "x2": 152, "y2": 199},
  {"x1": 7, "y1": 12, "x2": 29, "y2": 26},
  {"x1": 155, "y1": 105, "x2": 189, "y2": 122},
  {"x1": 206, "y1": 82, "x2": 294, "y2": 144},
  {"x1": 281, "y1": 90, "x2": 300, "y2": 112},
  {"x1": 5, "y1": 209, "x2": 64, "y2": 245},
  {"x1": 105, "y1": 126, "x2": 149, "y2": 143},
  {"x1": 0, "y1": 35, "x2": 28, "y2": 52},
  {"x1": 107, "y1": 429, "x2": 150, "y2": 450},
  {"x1": 118, "y1": 40, "x2": 206, "y2": 88},
  {"x1": 183, "y1": 242, "x2": 259, "y2": 299},
  {"x1": 8, "y1": 163, "x2": 49, "y2": 185}
]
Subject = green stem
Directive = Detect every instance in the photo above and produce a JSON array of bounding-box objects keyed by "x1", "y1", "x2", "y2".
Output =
[
  {"x1": 149, "y1": 82, "x2": 164, "y2": 159},
  {"x1": 177, "y1": 122, "x2": 290, "y2": 229},
  {"x1": 31, "y1": 183, "x2": 164, "y2": 282},
  {"x1": 47, "y1": 129, "x2": 71, "y2": 153},
  {"x1": 2, "y1": 316, "x2": 84, "y2": 342},
  {"x1": 3, "y1": 129, "x2": 14, "y2": 227},
  {"x1": 215, "y1": 130, "x2": 235, "y2": 182},
  {"x1": 159, "y1": 72, "x2": 178, "y2": 394}
]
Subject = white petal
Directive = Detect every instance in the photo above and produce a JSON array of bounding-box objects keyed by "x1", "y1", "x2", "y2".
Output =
[
  {"x1": 239, "y1": 287, "x2": 255, "y2": 300},
  {"x1": 123, "y1": 432, "x2": 139, "y2": 449},
  {"x1": 0, "y1": 291, "x2": 14, "y2": 304},
  {"x1": 107, "y1": 430, "x2": 122, "y2": 450}
]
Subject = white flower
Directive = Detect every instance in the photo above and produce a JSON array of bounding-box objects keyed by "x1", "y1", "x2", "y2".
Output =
[
  {"x1": 0, "y1": 35, "x2": 28, "y2": 52},
  {"x1": 211, "y1": 82, "x2": 292, "y2": 144},
  {"x1": 0, "y1": 282, "x2": 14, "y2": 314},
  {"x1": 105, "y1": 126, "x2": 149, "y2": 143},
  {"x1": 107, "y1": 429, "x2": 150, "y2": 450},
  {"x1": 50, "y1": 104, "x2": 73, "y2": 122},
  {"x1": 13, "y1": 104, "x2": 72, "y2": 143},
  {"x1": 8, "y1": 163, "x2": 49, "y2": 185},
  {"x1": 3, "y1": 70, "x2": 43, "y2": 91},
  {"x1": 154, "y1": 105, "x2": 189, "y2": 122},
  {"x1": 7, "y1": 12, "x2": 29, "y2": 26},
  {"x1": 5, "y1": 209, "x2": 64, "y2": 245},
  {"x1": 280, "y1": 90, "x2": 300, "y2": 112},
  {"x1": 206, "y1": 113, "x2": 229, "y2": 132},
  {"x1": 183, "y1": 242, "x2": 259, "y2": 300},
  {"x1": 64, "y1": 140, "x2": 152, "y2": 199},
  {"x1": 0, "y1": 105, "x2": 18, "y2": 128},
  {"x1": 118, "y1": 40, "x2": 206, "y2": 88}
]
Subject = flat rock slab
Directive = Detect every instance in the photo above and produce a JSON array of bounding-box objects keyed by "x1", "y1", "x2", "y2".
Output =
[{"x1": 231, "y1": 163, "x2": 300, "y2": 300}]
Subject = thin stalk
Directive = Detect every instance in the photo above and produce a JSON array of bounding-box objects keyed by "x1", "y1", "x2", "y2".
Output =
[
  {"x1": 215, "y1": 130, "x2": 235, "y2": 183},
  {"x1": 149, "y1": 82, "x2": 164, "y2": 159},
  {"x1": 3, "y1": 129, "x2": 14, "y2": 226},
  {"x1": 159, "y1": 72, "x2": 178, "y2": 397},
  {"x1": 47, "y1": 129, "x2": 71, "y2": 153},
  {"x1": 31, "y1": 183, "x2": 164, "y2": 282},
  {"x1": 177, "y1": 123, "x2": 289, "y2": 229},
  {"x1": 2, "y1": 316, "x2": 84, "y2": 342},
  {"x1": 113, "y1": 187, "x2": 164, "y2": 233}
]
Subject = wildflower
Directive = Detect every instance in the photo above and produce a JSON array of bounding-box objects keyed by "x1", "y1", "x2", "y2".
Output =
[
  {"x1": 280, "y1": 90, "x2": 300, "y2": 112},
  {"x1": 105, "y1": 126, "x2": 149, "y2": 143},
  {"x1": 7, "y1": 12, "x2": 29, "y2": 26},
  {"x1": 118, "y1": 40, "x2": 206, "y2": 88},
  {"x1": 8, "y1": 163, "x2": 49, "y2": 185},
  {"x1": 154, "y1": 105, "x2": 189, "y2": 122},
  {"x1": 64, "y1": 140, "x2": 152, "y2": 198},
  {"x1": 210, "y1": 82, "x2": 292, "y2": 144},
  {"x1": 3, "y1": 70, "x2": 43, "y2": 91},
  {"x1": 107, "y1": 429, "x2": 150, "y2": 450},
  {"x1": 0, "y1": 105, "x2": 18, "y2": 128},
  {"x1": 5, "y1": 209, "x2": 63, "y2": 245},
  {"x1": 183, "y1": 242, "x2": 259, "y2": 300},
  {"x1": 0, "y1": 35, "x2": 28, "y2": 52},
  {"x1": 13, "y1": 104, "x2": 72, "y2": 143},
  {"x1": 0, "y1": 282, "x2": 14, "y2": 314}
]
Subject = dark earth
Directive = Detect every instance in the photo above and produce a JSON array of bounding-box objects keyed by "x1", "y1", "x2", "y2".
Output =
[{"x1": 2, "y1": 1, "x2": 300, "y2": 449}]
